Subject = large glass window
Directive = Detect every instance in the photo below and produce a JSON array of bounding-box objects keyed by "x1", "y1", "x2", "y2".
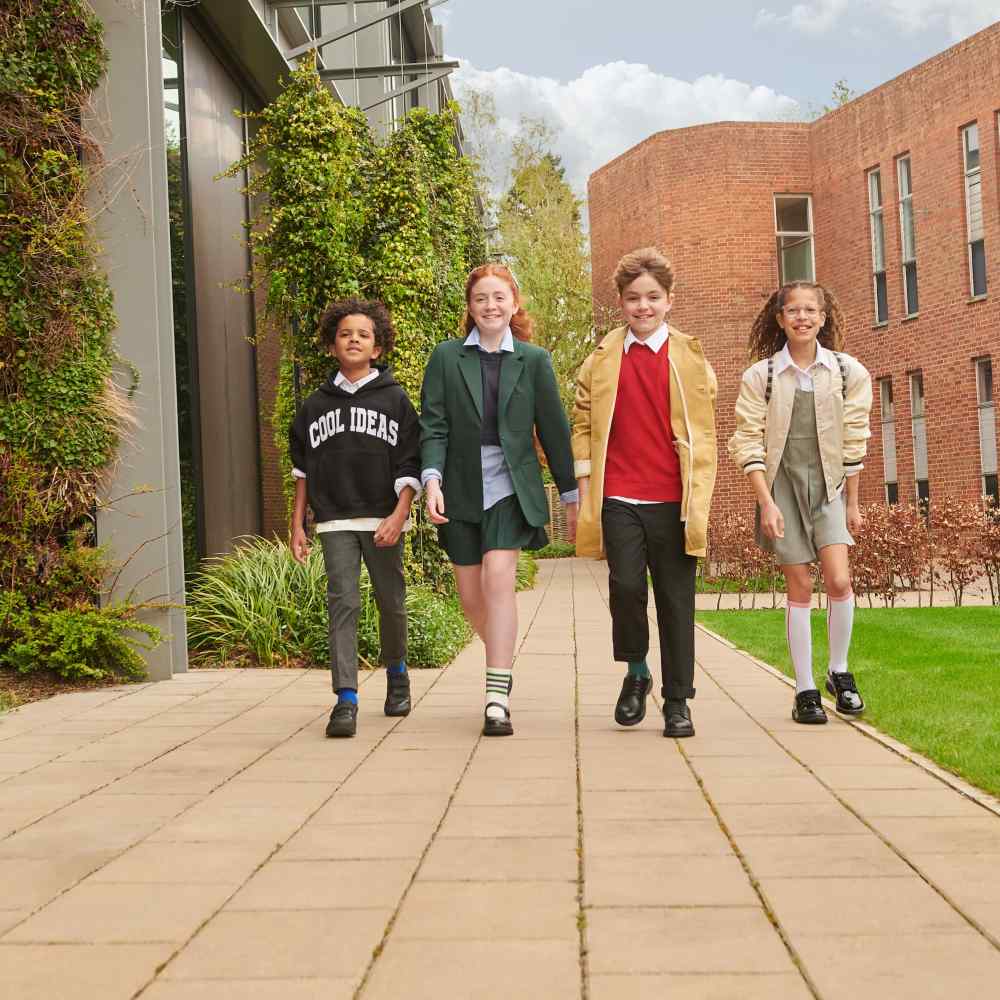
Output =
[
  {"x1": 868, "y1": 169, "x2": 888, "y2": 324},
  {"x1": 774, "y1": 195, "x2": 815, "y2": 284},
  {"x1": 897, "y1": 157, "x2": 919, "y2": 316},
  {"x1": 977, "y1": 358, "x2": 998, "y2": 504},
  {"x1": 963, "y1": 124, "x2": 987, "y2": 297},
  {"x1": 910, "y1": 371, "x2": 929, "y2": 507},
  {"x1": 879, "y1": 378, "x2": 898, "y2": 504}
]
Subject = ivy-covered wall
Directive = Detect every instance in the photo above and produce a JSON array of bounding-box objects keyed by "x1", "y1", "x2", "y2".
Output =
[
  {"x1": 225, "y1": 57, "x2": 485, "y2": 591},
  {"x1": 0, "y1": 1, "x2": 157, "y2": 681}
]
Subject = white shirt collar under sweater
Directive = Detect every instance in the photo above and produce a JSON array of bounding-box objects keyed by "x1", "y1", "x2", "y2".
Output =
[
  {"x1": 774, "y1": 343, "x2": 836, "y2": 392},
  {"x1": 623, "y1": 323, "x2": 669, "y2": 354},
  {"x1": 334, "y1": 369, "x2": 381, "y2": 393},
  {"x1": 465, "y1": 327, "x2": 515, "y2": 353}
]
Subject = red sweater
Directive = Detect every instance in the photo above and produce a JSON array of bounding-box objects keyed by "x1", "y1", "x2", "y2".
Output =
[{"x1": 604, "y1": 339, "x2": 682, "y2": 502}]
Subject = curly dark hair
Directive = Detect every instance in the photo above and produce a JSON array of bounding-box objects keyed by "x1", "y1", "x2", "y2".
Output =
[
  {"x1": 318, "y1": 298, "x2": 397, "y2": 356},
  {"x1": 747, "y1": 281, "x2": 846, "y2": 361}
]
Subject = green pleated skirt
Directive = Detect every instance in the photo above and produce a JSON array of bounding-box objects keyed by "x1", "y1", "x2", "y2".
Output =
[{"x1": 437, "y1": 494, "x2": 549, "y2": 566}]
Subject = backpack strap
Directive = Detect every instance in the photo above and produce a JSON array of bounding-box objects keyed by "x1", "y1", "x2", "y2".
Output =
[
  {"x1": 765, "y1": 355, "x2": 774, "y2": 404},
  {"x1": 833, "y1": 352, "x2": 848, "y2": 401}
]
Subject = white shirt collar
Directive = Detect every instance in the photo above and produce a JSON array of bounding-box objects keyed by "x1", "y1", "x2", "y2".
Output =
[
  {"x1": 334, "y1": 368, "x2": 381, "y2": 393},
  {"x1": 774, "y1": 342, "x2": 836, "y2": 376},
  {"x1": 623, "y1": 323, "x2": 669, "y2": 355},
  {"x1": 465, "y1": 327, "x2": 515, "y2": 353}
]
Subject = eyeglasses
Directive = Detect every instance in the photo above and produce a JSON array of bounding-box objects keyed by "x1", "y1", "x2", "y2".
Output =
[{"x1": 782, "y1": 306, "x2": 821, "y2": 318}]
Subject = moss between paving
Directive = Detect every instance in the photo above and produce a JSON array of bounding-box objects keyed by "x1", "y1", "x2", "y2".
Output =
[{"x1": 696, "y1": 607, "x2": 1000, "y2": 798}]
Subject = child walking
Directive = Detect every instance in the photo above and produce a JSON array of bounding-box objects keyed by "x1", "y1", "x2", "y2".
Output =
[
  {"x1": 728, "y1": 281, "x2": 872, "y2": 724},
  {"x1": 573, "y1": 248, "x2": 717, "y2": 737},
  {"x1": 421, "y1": 264, "x2": 578, "y2": 737},
  {"x1": 289, "y1": 299, "x2": 421, "y2": 738}
]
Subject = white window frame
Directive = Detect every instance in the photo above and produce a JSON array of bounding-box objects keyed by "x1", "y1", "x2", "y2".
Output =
[
  {"x1": 879, "y1": 378, "x2": 898, "y2": 503},
  {"x1": 910, "y1": 371, "x2": 929, "y2": 505},
  {"x1": 773, "y1": 194, "x2": 816, "y2": 285},
  {"x1": 976, "y1": 358, "x2": 998, "y2": 503},
  {"x1": 897, "y1": 156, "x2": 919, "y2": 316},
  {"x1": 963, "y1": 123, "x2": 986, "y2": 298},
  {"x1": 868, "y1": 169, "x2": 888, "y2": 324}
]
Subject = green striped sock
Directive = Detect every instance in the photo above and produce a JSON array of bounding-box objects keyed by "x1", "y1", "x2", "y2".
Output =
[
  {"x1": 485, "y1": 667, "x2": 512, "y2": 721},
  {"x1": 628, "y1": 660, "x2": 650, "y2": 679}
]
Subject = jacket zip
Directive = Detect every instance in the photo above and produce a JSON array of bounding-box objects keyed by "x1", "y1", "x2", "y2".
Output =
[{"x1": 667, "y1": 353, "x2": 695, "y2": 522}]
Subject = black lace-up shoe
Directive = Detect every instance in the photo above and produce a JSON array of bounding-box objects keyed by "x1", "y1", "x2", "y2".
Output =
[
  {"x1": 384, "y1": 670, "x2": 411, "y2": 717},
  {"x1": 482, "y1": 703, "x2": 513, "y2": 737},
  {"x1": 825, "y1": 671, "x2": 865, "y2": 716},
  {"x1": 663, "y1": 701, "x2": 695, "y2": 738},
  {"x1": 792, "y1": 689, "x2": 828, "y2": 725},
  {"x1": 326, "y1": 702, "x2": 358, "y2": 738},
  {"x1": 614, "y1": 673, "x2": 652, "y2": 726}
]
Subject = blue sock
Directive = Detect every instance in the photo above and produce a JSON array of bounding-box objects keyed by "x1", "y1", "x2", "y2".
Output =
[
  {"x1": 336, "y1": 688, "x2": 358, "y2": 705},
  {"x1": 627, "y1": 660, "x2": 651, "y2": 679},
  {"x1": 387, "y1": 660, "x2": 407, "y2": 675}
]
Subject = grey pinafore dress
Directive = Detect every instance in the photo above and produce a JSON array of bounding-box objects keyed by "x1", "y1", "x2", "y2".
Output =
[{"x1": 755, "y1": 388, "x2": 853, "y2": 564}]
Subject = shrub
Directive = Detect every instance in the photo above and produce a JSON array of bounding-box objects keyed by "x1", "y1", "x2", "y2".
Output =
[
  {"x1": 929, "y1": 496, "x2": 981, "y2": 606},
  {"x1": 516, "y1": 551, "x2": 538, "y2": 591},
  {"x1": 185, "y1": 536, "x2": 471, "y2": 669},
  {"x1": 535, "y1": 540, "x2": 576, "y2": 559}
]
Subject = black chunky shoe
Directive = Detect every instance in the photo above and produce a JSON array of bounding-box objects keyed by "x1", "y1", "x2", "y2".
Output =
[
  {"x1": 384, "y1": 670, "x2": 411, "y2": 717},
  {"x1": 792, "y1": 689, "x2": 828, "y2": 725},
  {"x1": 825, "y1": 671, "x2": 865, "y2": 716},
  {"x1": 482, "y1": 703, "x2": 513, "y2": 737},
  {"x1": 325, "y1": 702, "x2": 358, "y2": 738},
  {"x1": 663, "y1": 701, "x2": 695, "y2": 738},
  {"x1": 614, "y1": 673, "x2": 652, "y2": 726}
]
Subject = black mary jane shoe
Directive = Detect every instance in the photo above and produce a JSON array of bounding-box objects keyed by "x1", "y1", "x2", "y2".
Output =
[
  {"x1": 615, "y1": 673, "x2": 652, "y2": 727},
  {"x1": 663, "y1": 702, "x2": 695, "y2": 738},
  {"x1": 384, "y1": 670, "x2": 411, "y2": 717},
  {"x1": 482, "y1": 703, "x2": 513, "y2": 737},
  {"x1": 326, "y1": 702, "x2": 358, "y2": 738},
  {"x1": 792, "y1": 689, "x2": 828, "y2": 725},
  {"x1": 825, "y1": 671, "x2": 865, "y2": 716}
]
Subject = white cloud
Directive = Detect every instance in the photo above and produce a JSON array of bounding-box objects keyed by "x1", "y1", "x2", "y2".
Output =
[
  {"x1": 756, "y1": 0, "x2": 998, "y2": 39},
  {"x1": 451, "y1": 60, "x2": 800, "y2": 193}
]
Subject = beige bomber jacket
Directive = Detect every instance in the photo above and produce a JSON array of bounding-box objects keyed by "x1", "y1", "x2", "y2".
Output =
[
  {"x1": 727, "y1": 348, "x2": 873, "y2": 503},
  {"x1": 572, "y1": 325, "x2": 718, "y2": 559}
]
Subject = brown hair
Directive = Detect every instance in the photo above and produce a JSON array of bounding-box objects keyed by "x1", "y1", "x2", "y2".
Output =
[
  {"x1": 747, "y1": 281, "x2": 845, "y2": 361},
  {"x1": 613, "y1": 247, "x2": 675, "y2": 296},
  {"x1": 463, "y1": 264, "x2": 533, "y2": 341},
  {"x1": 318, "y1": 298, "x2": 397, "y2": 355}
]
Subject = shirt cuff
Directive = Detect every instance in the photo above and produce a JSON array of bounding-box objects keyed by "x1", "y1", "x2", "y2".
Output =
[
  {"x1": 560, "y1": 489, "x2": 579, "y2": 504},
  {"x1": 574, "y1": 459, "x2": 592, "y2": 478},
  {"x1": 844, "y1": 464, "x2": 863, "y2": 476},
  {"x1": 421, "y1": 469, "x2": 442, "y2": 487},
  {"x1": 395, "y1": 476, "x2": 422, "y2": 499},
  {"x1": 292, "y1": 468, "x2": 306, "y2": 479}
]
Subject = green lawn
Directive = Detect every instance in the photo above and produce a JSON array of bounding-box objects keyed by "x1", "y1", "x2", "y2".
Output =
[{"x1": 696, "y1": 607, "x2": 1000, "y2": 798}]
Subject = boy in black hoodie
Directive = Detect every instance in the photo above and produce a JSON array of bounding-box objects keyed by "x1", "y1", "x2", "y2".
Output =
[{"x1": 289, "y1": 299, "x2": 421, "y2": 738}]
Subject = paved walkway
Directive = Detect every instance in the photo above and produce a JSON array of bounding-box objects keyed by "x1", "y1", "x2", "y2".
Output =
[{"x1": 2, "y1": 559, "x2": 1000, "y2": 999}]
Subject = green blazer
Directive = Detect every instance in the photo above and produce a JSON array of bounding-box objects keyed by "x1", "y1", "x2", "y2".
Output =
[{"x1": 420, "y1": 337, "x2": 576, "y2": 525}]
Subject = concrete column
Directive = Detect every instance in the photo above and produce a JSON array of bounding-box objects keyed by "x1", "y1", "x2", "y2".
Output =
[{"x1": 89, "y1": 0, "x2": 187, "y2": 679}]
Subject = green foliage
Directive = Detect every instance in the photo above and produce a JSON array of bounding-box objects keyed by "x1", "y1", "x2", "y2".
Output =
[
  {"x1": 185, "y1": 536, "x2": 471, "y2": 669},
  {"x1": 534, "y1": 540, "x2": 576, "y2": 559},
  {"x1": 516, "y1": 551, "x2": 538, "y2": 591}
]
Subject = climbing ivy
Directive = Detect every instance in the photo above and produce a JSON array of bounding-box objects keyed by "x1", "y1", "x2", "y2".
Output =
[{"x1": 225, "y1": 57, "x2": 485, "y2": 591}]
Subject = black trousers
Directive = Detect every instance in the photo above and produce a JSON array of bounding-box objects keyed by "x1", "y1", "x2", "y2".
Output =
[{"x1": 601, "y1": 500, "x2": 697, "y2": 700}]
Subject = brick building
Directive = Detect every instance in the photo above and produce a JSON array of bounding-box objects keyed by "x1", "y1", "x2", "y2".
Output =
[{"x1": 588, "y1": 22, "x2": 1000, "y2": 526}]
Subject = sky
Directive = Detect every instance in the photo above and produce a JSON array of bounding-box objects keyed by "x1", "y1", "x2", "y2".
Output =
[{"x1": 437, "y1": 0, "x2": 1000, "y2": 193}]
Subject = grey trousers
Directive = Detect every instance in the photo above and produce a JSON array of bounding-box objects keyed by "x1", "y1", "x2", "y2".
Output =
[{"x1": 318, "y1": 531, "x2": 407, "y2": 692}]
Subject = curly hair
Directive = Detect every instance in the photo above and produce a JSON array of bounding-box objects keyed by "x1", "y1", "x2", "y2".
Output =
[
  {"x1": 613, "y1": 246, "x2": 675, "y2": 296},
  {"x1": 747, "y1": 281, "x2": 846, "y2": 361},
  {"x1": 463, "y1": 264, "x2": 533, "y2": 342},
  {"x1": 318, "y1": 298, "x2": 397, "y2": 356}
]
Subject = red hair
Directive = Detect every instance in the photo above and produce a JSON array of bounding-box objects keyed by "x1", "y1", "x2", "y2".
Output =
[{"x1": 463, "y1": 264, "x2": 533, "y2": 342}]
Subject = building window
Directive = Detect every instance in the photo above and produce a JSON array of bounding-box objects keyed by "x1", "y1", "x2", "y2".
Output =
[
  {"x1": 963, "y1": 124, "x2": 987, "y2": 297},
  {"x1": 879, "y1": 378, "x2": 898, "y2": 503},
  {"x1": 774, "y1": 194, "x2": 815, "y2": 284},
  {"x1": 977, "y1": 358, "x2": 998, "y2": 505},
  {"x1": 910, "y1": 371, "x2": 929, "y2": 507},
  {"x1": 868, "y1": 169, "x2": 888, "y2": 324},
  {"x1": 897, "y1": 156, "x2": 919, "y2": 316}
]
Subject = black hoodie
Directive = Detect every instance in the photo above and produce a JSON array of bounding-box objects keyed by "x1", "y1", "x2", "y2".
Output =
[{"x1": 289, "y1": 366, "x2": 420, "y2": 522}]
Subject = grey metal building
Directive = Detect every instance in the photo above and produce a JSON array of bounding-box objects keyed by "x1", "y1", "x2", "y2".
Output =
[{"x1": 91, "y1": 1, "x2": 460, "y2": 679}]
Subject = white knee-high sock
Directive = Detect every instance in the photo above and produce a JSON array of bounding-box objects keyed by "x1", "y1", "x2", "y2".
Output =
[
  {"x1": 827, "y1": 591, "x2": 855, "y2": 674},
  {"x1": 786, "y1": 601, "x2": 814, "y2": 693},
  {"x1": 485, "y1": 667, "x2": 512, "y2": 720}
]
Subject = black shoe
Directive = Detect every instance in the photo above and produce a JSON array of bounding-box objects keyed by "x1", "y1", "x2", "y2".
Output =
[
  {"x1": 325, "y1": 702, "x2": 357, "y2": 738},
  {"x1": 614, "y1": 672, "x2": 652, "y2": 726},
  {"x1": 663, "y1": 701, "x2": 695, "y2": 738},
  {"x1": 792, "y1": 689, "x2": 828, "y2": 725},
  {"x1": 825, "y1": 671, "x2": 865, "y2": 716},
  {"x1": 384, "y1": 670, "x2": 411, "y2": 717},
  {"x1": 482, "y1": 703, "x2": 513, "y2": 737}
]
